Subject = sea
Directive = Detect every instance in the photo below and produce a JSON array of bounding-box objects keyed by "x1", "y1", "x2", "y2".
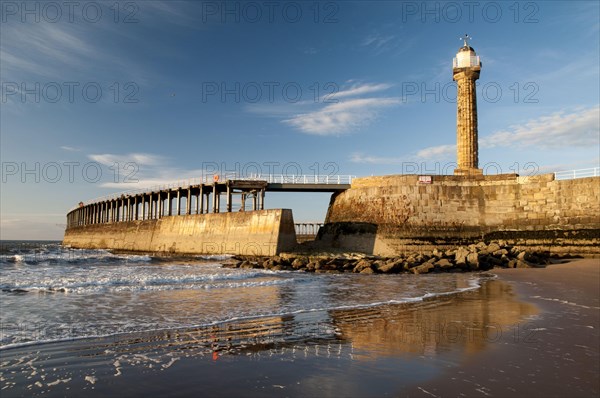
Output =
[{"x1": 0, "y1": 240, "x2": 484, "y2": 351}]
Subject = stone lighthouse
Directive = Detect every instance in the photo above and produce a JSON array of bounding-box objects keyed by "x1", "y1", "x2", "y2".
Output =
[{"x1": 453, "y1": 34, "x2": 483, "y2": 176}]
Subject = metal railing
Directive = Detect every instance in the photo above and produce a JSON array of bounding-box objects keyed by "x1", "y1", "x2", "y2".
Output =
[
  {"x1": 554, "y1": 167, "x2": 600, "y2": 180},
  {"x1": 246, "y1": 174, "x2": 355, "y2": 184}
]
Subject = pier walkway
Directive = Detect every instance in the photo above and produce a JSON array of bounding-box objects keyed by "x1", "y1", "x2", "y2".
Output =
[{"x1": 66, "y1": 175, "x2": 353, "y2": 229}]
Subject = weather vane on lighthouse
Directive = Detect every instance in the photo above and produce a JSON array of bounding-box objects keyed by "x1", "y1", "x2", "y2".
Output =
[{"x1": 461, "y1": 34, "x2": 472, "y2": 47}]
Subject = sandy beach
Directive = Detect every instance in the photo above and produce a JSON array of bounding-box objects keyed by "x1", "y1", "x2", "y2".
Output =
[
  {"x1": 403, "y1": 259, "x2": 600, "y2": 397},
  {"x1": 1, "y1": 259, "x2": 598, "y2": 397}
]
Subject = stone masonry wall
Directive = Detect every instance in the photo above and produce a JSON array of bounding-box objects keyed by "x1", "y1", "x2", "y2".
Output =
[
  {"x1": 63, "y1": 209, "x2": 297, "y2": 256},
  {"x1": 321, "y1": 174, "x2": 600, "y2": 256}
]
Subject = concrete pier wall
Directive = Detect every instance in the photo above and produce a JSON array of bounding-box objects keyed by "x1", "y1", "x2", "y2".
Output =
[
  {"x1": 321, "y1": 174, "x2": 600, "y2": 256},
  {"x1": 63, "y1": 209, "x2": 297, "y2": 256}
]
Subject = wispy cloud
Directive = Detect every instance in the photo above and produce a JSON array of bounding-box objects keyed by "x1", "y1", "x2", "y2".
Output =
[
  {"x1": 361, "y1": 34, "x2": 396, "y2": 49},
  {"x1": 350, "y1": 153, "x2": 404, "y2": 165},
  {"x1": 351, "y1": 106, "x2": 600, "y2": 164},
  {"x1": 333, "y1": 83, "x2": 393, "y2": 99},
  {"x1": 89, "y1": 153, "x2": 166, "y2": 167},
  {"x1": 246, "y1": 82, "x2": 400, "y2": 136},
  {"x1": 284, "y1": 97, "x2": 400, "y2": 136},
  {"x1": 415, "y1": 144, "x2": 456, "y2": 160},
  {"x1": 360, "y1": 33, "x2": 416, "y2": 56},
  {"x1": 481, "y1": 106, "x2": 599, "y2": 149},
  {"x1": 86, "y1": 152, "x2": 211, "y2": 190},
  {"x1": 60, "y1": 146, "x2": 81, "y2": 152}
]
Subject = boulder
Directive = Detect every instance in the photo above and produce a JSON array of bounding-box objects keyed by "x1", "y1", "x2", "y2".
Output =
[
  {"x1": 353, "y1": 259, "x2": 373, "y2": 273},
  {"x1": 455, "y1": 247, "x2": 470, "y2": 266},
  {"x1": 411, "y1": 262, "x2": 435, "y2": 274},
  {"x1": 377, "y1": 259, "x2": 403, "y2": 273},
  {"x1": 360, "y1": 267, "x2": 375, "y2": 275},
  {"x1": 466, "y1": 252, "x2": 480, "y2": 270},
  {"x1": 485, "y1": 242, "x2": 501, "y2": 254},
  {"x1": 291, "y1": 257, "x2": 308, "y2": 269},
  {"x1": 434, "y1": 258, "x2": 453, "y2": 269}
]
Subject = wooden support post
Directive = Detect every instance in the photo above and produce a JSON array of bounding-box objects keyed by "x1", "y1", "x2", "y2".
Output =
[{"x1": 177, "y1": 190, "x2": 181, "y2": 215}]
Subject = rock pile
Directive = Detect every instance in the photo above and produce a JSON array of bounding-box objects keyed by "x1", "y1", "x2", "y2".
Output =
[{"x1": 223, "y1": 241, "x2": 560, "y2": 274}]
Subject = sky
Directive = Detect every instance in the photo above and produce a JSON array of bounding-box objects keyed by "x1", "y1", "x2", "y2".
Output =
[{"x1": 1, "y1": 0, "x2": 599, "y2": 240}]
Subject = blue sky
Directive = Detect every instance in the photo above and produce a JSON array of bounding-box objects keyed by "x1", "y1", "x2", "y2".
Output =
[{"x1": 1, "y1": 0, "x2": 599, "y2": 239}]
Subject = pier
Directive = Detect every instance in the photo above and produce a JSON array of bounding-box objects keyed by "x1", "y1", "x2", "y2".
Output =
[{"x1": 65, "y1": 175, "x2": 353, "y2": 229}]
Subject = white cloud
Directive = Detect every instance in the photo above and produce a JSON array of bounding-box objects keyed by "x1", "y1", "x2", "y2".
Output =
[
  {"x1": 361, "y1": 34, "x2": 396, "y2": 49},
  {"x1": 60, "y1": 146, "x2": 80, "y2": 152},
  {"x1": 84, "y1": 152, "x2": 216, "y2": 191},
  {"x1": 351, "y1": 106, "x2": 600, "y2": 164},
  {"x1": 350, "y1": 153, "x2": 404, "y2": 165},
  {"x1": 88, "y1": 153, "x2": 165, "y2": 167},
  {"x1": 481, "y1": 106, "x2": 599, "y2": 149},
  {"x1": 334, "y1": 83, "x2": 393, "y2": 99},
  {"x1": 245, "y1": 82, "x2": 400, "y2": 136},
  {"x1": 283, "y1": 97, "x2": 400, "y2": 136},
  {"x1": 415, "y1": 144, "x2": 456, "y2": 160}
]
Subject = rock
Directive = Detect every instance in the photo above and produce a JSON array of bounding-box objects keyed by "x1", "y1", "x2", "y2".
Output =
[
  {"x1": 516, "y1": 259, "x2": 531, "y2": 268},
  {"x1": 353, "y1": 259, "x2": 373, "y2": 273},
  {"x1": 485, "y1": 242, "x2": 501, "y2": 254},
  {"x1": 455, "y1": 247, "x2": 470, "y2": 266},
  {"x1": 411, "y1": 262, "x2": 434, "y2": 274},
  {"x1": 492, "y1": 249, "x2": 509, "y2": 257},
  {"x1": 507, "y1": 259, "x2": 517, "y2": 268},
  {"x1": 444, "y1": 249, "x2": 457, "y2": 257},
  {"x1": 377, "y1": 259, "x2": 403, "y2": 273},
  {"x1": 360, "y1": 267, "x2": 375, "y2": 275},
  {"x1": 314, "y1": 259, "x2": 327, "y2": 270},
  {"x1": 485, "y1": 255, "x2": 503, "y2": 267},
  {"x1": 291, "y1": 258, "x2": 308, "y2": 269},
  {"x1": 516, "y1": 251, "x2": 527, "y2": 261},
  {"x1": 325, "y1": 258, "x2": 345, "y2": 271},
  {"x1": 466, "y1": 252, "x2": 479, "y2": 270},
  {"x1": 432, "y1": 248, "x2": 443, "y2": 259},
  {"x1": 434, "y1": 258, "x2": 453, "y2": 269},
  {"x1": 240, "y1": 260, "x2": 252, "y2": 269}
]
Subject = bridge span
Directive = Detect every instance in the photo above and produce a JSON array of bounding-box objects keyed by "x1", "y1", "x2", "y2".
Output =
[{"x1": 65, "y1": 175, "x2": 354, "y2": 229}]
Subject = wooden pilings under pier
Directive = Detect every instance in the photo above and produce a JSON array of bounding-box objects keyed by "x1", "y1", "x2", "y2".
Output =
[{"x1": 66, "y1": 180, "x2": 268, "y2": 229}]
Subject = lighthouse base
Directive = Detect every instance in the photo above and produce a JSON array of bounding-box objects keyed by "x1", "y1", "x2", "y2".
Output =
[{"x1": 454, "y1": 168, "x2": 483, "y2": 176}]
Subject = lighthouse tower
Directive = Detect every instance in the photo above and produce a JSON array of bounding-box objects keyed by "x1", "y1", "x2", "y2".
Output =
[{"x1": 453, "y1": 35, "x2": 483, "y2": 176}]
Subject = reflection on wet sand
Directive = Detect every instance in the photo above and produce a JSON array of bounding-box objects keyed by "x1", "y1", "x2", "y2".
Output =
[
  {"x1": 331, "y1": 280, "x2": 539, "y2": 360},
  {"x1": 1, "y1": 279, "x2": 538, "y2": 390}
]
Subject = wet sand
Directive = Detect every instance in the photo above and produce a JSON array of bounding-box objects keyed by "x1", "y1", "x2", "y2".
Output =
[
  {"x1": 1, "y1": 260, "x2": 598, "y2": 397},
  {"x1": 405, "y1": 259, "x2": 600, "y2": 397}
]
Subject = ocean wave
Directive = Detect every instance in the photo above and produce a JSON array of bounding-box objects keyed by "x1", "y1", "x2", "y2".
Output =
[
  {"x1": 0, "y1": 268, "x2": 287, "y2": 294},
  {"x1": 0, "y1": 248, "x2": 153, "y2": 265},
  {"x1": 0, "y1": 275, "x2": 486, "y2": 351}
]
